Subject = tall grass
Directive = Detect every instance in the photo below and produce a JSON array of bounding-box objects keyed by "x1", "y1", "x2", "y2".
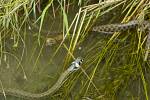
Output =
[{"x1": 0, "y1": 0, "x2": 150, "y2": 99}]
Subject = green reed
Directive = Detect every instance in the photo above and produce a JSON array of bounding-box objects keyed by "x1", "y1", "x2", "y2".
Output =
[{"x1": 0, "y1": 0, "x2": 150, "y2": 99}]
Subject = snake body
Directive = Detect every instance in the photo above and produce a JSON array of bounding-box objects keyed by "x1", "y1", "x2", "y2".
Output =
[
  {"x1": 92, "y1": 20, "x2": 142, "y2": 33},
  {"x1": 92, "y1": 20, "x2": 150, "y2": 60},
  {"x1": 0, "y1": 57, "x2": 83, "y2": 98}
]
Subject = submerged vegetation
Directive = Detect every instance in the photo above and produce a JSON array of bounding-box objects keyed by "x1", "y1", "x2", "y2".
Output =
[{"x1": 0, "y1": 0, "x2": 150, "y2": 99}]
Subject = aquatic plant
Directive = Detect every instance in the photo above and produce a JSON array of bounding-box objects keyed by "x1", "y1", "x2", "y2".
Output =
[{"x1": 0, "y1": 0, "x2": 150, "y2": 100}]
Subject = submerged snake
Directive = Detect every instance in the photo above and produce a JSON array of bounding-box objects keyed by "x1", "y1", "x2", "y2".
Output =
[{"x1": 0, "y1": 57, "x2": 83, "y2": 98}]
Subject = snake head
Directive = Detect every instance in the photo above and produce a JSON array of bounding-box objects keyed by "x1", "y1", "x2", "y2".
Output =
[{"x1": 68, "y1": 57, "x2": 83, "y2": 72}]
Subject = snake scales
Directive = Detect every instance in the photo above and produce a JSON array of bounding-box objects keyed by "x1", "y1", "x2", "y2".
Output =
[
  {"x1": 0, "y1": 58, "x2": 83, "y2": 98},
  {"x1": 92, "y1": 20, "x2": 150, "y2": 60}
]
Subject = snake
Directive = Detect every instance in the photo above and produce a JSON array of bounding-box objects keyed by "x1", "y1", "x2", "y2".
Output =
[
  {"x1": 0, "y1": 57, "x2": 83, "y2": 98},
  {"x1": 92, "y1": 20, "x2": 150, "y2": 61},
  {"x1": 92, "y1": 20, "x2": 150, "y2": 33}
]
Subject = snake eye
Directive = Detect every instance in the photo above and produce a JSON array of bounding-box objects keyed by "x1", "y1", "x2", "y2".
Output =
[
  {"x1": 79, "y1": 59, "x2": 83, "y2": 65},
  {"x1": 80, "y1": 59, "x2": 83, "y2": 62}
]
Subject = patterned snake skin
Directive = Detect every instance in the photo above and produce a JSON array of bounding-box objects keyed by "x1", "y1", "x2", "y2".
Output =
[
  {"x1": 92, "y1": 20, "x2": 150, "y2": 33},
  {"x1": 92, "y1": 20, "x2": 150, "y2": 60}
]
